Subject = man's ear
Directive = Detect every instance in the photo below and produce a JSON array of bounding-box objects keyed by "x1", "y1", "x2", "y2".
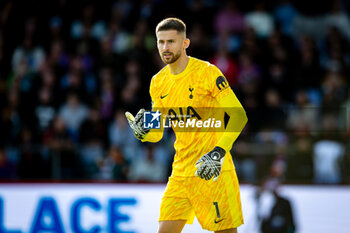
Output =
[{"x1": 184, "y1": 38, "x2": 190, "y2": 49}]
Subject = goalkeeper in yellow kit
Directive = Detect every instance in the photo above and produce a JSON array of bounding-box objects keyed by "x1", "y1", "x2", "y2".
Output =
[{"x1": 125, "y1": 18, "x2": 247, "y2": 233}]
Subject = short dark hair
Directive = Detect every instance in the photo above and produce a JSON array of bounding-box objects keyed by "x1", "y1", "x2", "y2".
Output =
[{"x1": 156, "y1": 17, "x2": 186, "y2": 34}]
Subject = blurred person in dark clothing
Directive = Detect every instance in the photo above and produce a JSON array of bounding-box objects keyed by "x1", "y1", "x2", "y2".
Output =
[
  {"x1": 322, "y1": 27, "x2": 348, "y2": 75},
  {"x1": 37, "y1": 66, "x2": 61, "y2": 107},
  {"x1": 263, "y1": 28, "x2": 292, "y2": 67},
  {"x1": 80, "y1": 145, "x2": 104, "y2": 179},
  {"x1": 79, "y1": 107, "x2": 106, "y2": 179},
  {"x1": 59, "y1": 56, "x2": 88, "y2": 100},
  {"x1": 35, "y1": 87, "x2": 56, "y2": 133},
  {"x1": 187, "y1": 0, "x2": 215, "y2": 33},
  {"x1": 1, "y1": 90, "x2": 23, "y2": 144},
  {"x1": 8, "y1": 36, "x2": 42, "y2": 128},
  {"x1": 0, "y1": 31, "x2": 9, "y2": 76},
  {"x1": 262, "y1": 88, "x2": 286, "y2": 130},
  {"x1": 97, "y1": 146, "x2": 130, "y2": 181},
  {"x1": 130, "y1": 19, "x2": 156, "y2": 54},
  {"x1": 257, "y1": 180, "x2": 296, "y2": 233},
  {"x1": 109, "y1": 0, "x2": 134, "y2": 30},
  {"x1": 265, "y1": 62, "x2": 293, "y2": 102},
  {"x1": 70, "y1": 2, "x2": 107, "y2": 41},
  {"x1": 240, "y1": 26, "x2": 263, "y2": 62},
  {"x1": 79, "y1": 107, "x2": 107, "y2": 144},
  {"x1": 188, "y1": 22, "x2": 212, "y2": 60},
  {"x1": 118, "y1": 78, "x2": 142, "y2": 115},
  {"x1": 237, "y1": 52, "x2": 261, "y2": 88},
  {"x1": 58, "y1": 92, "x2": 88, "y2": 141},
  {"x1": 241, "y1": 94, "x2": 261, "y2": 132},
  {"x1": 46, "y1": 40, "x2": 70, "y2": 79},
  {"x1": 97, "y1": 35, "x2": 124, "y2": 71},
  {"x1": 294, "y1": 36, "x2": 321, "y2": 90},
  {"x1": 99, "y1": 69, "x2": 117, "y2": 121},
  {"x1": 0, "y1": 147, "x2": 16, "y2": 179},
  {"x1": 260, "y1": 191, "x2": 296, "y2": 233},
  {"x1": 43, "y1": 116, "x2": 83, "y2": 179},
  {"x1": 43, "y1": 116, "x2": 72, "y2": 151},
  {"x1": 108, "y1": 20, "x2": 131, "y2": 55},
  {"x1": 286, "y1": 123, "x2": 314, "y2": 183},
  {"x1": 116, "y1": 61, "x2": 142, "y2": 114},
  {"x1": 17, "y1": 128, "x2": 48, "y2": 179},
  {"x1": 111, "y1": 146, "x2": 130, "y2": 181},
  {"x1": 73, "y1": 30, "x2": 98, "y2": 73},
  {"x1": 109, "y1": 109, "x2": 139, "y2": 163},
  {"x1": 274, "y1": 0, "x2": 298, "y2": 36},
  {"x1": 0, "y1": 73, "x2": 6, "y2": 120},
  {"x1": 12, "y1": 35, "x2": 45, "y2": 73},
  {"x1": 287, "y1": 89, "x2": 318, "y2": 132},
  {"x1": 48, "y1": 16, "x2": 64, "y2": 41},
  {"x1": 321, "y1": 71, "x2": 347, "y2": 115},
  {"x1": 285, "y1": 90, "x2": 317, "y2": 183},
  {"x1": 128, "y1": 21, "x2": 158, "y2": 104},
  {"x1": 0, "y1": 1, "x2": 15, "y2": 76}
]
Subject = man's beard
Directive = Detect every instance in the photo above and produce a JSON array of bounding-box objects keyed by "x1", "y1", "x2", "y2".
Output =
[{"x1": 161, "y1": 50, "x2": 181, "y2": 64}]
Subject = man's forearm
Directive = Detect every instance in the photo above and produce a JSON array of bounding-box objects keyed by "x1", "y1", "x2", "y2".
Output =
[
  {"x1": 216, "y1": 91, "x2": 248, "y2": 152},
  {"x1": 216, "y1": 108, "x2": 247, "y2": 152}
]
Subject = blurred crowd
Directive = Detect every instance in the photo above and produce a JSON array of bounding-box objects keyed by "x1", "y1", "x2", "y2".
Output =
[{"x1": 0, "y1": 0, "x2": 350, "y2": 184}]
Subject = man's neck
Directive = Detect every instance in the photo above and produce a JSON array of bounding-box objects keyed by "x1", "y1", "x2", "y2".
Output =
[{"x1": 169, "y1": 55, "x2": 190, "y2": 75}]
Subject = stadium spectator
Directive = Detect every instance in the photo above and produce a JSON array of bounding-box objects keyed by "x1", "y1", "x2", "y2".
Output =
[
  {"x1": 58, "y1": 92, "x2": 89, "y2": 141},
  {"x1": 17, "y1": 128, "x2": 48, "y2": 179},
  {"x1": 78, "y1": 106, "x2": 106, "y2": 179},
  {"x1": 35, "y1": 87, "x2": 56, "y2": 132},
  {"x1": 214, "y1": 1, "x2": 245, "y2": 35},
  {"x1": 313, "y1": 116, "x2": 345, "y2": 184},
  {"x1": 12, "y1": 36, "x2": 45, "y2": 73},
  {"x1": 287, "y1": 89, "x2": 318, "y2": 132},
  {"x1": 245, "y1": 2, "x2": 274, "y2": 38},
  {"x1": 70, "y1": 2, "x2": 107, "y2": 40},
  {"x1": 96, "y1": 146, "x2": 130, "y2": 180},
  {"x1": 108, "y1": 109, "x2": 139, "y2": 163},
  {"x1": 210, "y1": 44, "x2": 238, "y2": 86},
  {"x1": 324, "y1": 0, "x2": 350, "y2": 40},
  {"x1": 128, "y1": 144, "x2": 167, "y2": 182},
  {"x1": 274, "y1": 0, "x2": 298, "y2": 36},
  {"x1": 0, "y1": 147, "x2": 16, "y2": 179}
]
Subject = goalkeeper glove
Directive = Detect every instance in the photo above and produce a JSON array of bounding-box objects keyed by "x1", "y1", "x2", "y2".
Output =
[
  {"x1": 195, "y1": 146, "x2": 226, "y2": 181},
  {"x1": 125, "y1": 109, "x2": 150, "y2": 140}
]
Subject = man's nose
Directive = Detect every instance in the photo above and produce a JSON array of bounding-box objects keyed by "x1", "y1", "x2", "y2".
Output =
[{"x1": 162, "y1": 42, "x2": 170, "y2": 50}]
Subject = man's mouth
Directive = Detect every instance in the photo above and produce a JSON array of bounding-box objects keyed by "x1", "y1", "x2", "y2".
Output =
[{"x1": 163, "y1": 53, "x2": 172, "y2": 58}]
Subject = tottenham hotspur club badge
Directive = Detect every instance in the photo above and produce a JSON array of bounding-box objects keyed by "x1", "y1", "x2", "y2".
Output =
[{"x1": 189, "y1": 86, "x2": 194, "y2": 99}]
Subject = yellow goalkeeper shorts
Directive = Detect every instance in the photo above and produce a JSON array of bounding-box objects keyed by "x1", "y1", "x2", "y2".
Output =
[{"x1": 159, "y1": 170, "x2": 244, "y2": 231}]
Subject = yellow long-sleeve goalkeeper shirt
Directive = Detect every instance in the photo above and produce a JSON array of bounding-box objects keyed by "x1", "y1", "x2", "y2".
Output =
[{"x1": 142, "y1": 57, "x2": 247, "y2": 177}]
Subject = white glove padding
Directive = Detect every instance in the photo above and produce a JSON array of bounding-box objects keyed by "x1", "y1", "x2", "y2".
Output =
[
  {"x1": 125, "y1": 109, "x2": 150, "y2": 140},
  {"x1": 195, "y1": 146, "x2": 226, "y2": 181}
]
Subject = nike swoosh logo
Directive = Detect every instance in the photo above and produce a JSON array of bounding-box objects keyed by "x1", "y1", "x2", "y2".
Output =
[
  {"x1": 214, "y1": 219, "x2": 224, "y2": 224},
  {"x1": 160, "y1": 94, "x2": 168, "y2": 99}
]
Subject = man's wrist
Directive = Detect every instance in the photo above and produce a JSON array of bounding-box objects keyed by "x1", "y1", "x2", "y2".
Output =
[{"x1": 210, "y1": 146, "x2": 226, "y2": 161}]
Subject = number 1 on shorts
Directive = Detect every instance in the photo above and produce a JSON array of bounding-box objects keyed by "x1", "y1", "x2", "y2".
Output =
[{"x1": 213, "y1": 201, "x2": 221, "y2": 218}]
